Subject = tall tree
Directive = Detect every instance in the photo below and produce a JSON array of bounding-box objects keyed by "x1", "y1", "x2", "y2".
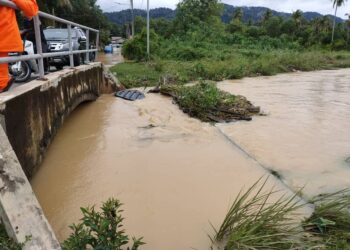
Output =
[
  {"x1": 292, "y1": 10, "x2": 303, "y2": 28},
  {"x1": 174, "y1": 0, "x2": 223, "y2": 33},
  {"x1": 232, "y1": 8, "x2": 243, "y2": 21},
  {"x1": 332, "y1": 0, "x2": 347, "y2": 42},
  {"x1": 261, "y1": 9, "x2": 272, "y2": 25}
]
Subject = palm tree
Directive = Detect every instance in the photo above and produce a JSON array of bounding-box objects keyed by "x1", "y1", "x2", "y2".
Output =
[
  {"x1": 292, "y1": 10, "x2": 303, "y2": 28},
  {"x1": 332, "y1": 0, "x2": 347, "y2": 43}
]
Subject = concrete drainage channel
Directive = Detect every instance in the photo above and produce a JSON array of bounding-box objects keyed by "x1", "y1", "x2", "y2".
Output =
[{"x1": 0, "y1": 62, "x2": 119, "y2": 249}]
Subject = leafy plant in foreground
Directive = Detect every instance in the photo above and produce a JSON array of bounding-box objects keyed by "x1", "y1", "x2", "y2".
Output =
[
  {"x1": 62, "y1": 198, "x2": 145, "y2": 250},
  {"x1": 0, "y1": 224, "x2": 24, "y2": 250}
]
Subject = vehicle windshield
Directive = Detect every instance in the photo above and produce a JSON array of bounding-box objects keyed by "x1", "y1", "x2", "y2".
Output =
[{"x1": 44, "y1": 29, "x2": 77, "y2": 39}]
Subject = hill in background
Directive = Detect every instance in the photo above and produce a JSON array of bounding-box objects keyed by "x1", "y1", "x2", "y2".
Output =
[{"x1": 104, "y1": 4, "x2": 344, "y2": 26}]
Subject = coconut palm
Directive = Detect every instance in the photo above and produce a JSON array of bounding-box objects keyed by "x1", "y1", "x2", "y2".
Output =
[
  {"x1": 292, "y1": 9, "x2": 303, "y2": 28},
  {"x1": 332, "y1": 0, "x2": 347, "y2": 43}
]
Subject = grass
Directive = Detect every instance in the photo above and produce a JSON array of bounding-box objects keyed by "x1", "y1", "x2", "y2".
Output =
[
  {"x1": 303, "y1": 190, "x2": 350, "y2": 249},
  {"x1": 212, "y1": 178, "x2": 350, "y2": 250},
  {"x1": 211, "y1": 177, "x2": 305, "y2": 250},
  {"x1": 112, "y1": 50, "x2": 350, "y2": 88}
]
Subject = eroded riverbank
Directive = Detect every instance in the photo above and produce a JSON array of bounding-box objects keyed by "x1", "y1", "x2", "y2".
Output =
[{"x1": 31, "y1": 69, "x2": 350, "y2": 249}]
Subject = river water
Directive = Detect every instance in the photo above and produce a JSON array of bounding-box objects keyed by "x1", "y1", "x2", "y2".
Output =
[{"x1": 31, "y1": 69, "x2": 350, "y2": 249}]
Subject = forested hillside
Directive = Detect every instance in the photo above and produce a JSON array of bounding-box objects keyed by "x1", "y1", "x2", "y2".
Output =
[{"x1": 105, "y1": 4, "x2": 344, "y2": 26}]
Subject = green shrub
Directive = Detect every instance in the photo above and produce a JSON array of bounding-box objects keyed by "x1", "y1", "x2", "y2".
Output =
[
  {"x1": 122, "y1": 29, "x2": 160, "y2": 61},
  {"x1": 62, "y1": 198, "x2": 144, "y2": 250},
  {"x1": 0, "y1": 224, "x2": 24, "y2": 250}
]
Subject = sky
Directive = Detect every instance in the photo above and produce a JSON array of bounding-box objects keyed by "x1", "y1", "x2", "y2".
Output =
[{"x1": 97, "y1": 0, "x2": 350, "y2": 19}]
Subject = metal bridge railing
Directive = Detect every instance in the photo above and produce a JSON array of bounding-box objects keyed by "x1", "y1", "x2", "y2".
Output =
[{"x1": 0, "y1": 0, "x2": 100, "y2": 79}]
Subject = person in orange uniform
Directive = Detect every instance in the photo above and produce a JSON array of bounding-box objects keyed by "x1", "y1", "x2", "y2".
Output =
[{"x1": 0, "y1": 0, "x2": 38, "y2": 93}]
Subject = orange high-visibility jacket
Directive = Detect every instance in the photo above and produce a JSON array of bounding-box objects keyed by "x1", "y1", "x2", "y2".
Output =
[{"x1": 0, "y1": 0, "x2": 38, "y2": 52}]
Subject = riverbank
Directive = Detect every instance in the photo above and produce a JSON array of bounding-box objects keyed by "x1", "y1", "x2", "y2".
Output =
[{"x1": 111, "y1": 50, "x2": 350, "y2": 88}]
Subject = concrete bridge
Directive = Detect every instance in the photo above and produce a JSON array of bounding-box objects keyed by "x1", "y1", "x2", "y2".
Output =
[{"x1": 0, "y1": 63, "x2": 120, "y2": 249}]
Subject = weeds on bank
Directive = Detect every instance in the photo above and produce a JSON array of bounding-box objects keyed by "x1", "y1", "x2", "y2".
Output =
[
  {"x1": 211, "y1": 178, "x2": 350, "y2": 250},
  {"x1": 62, "y1": 198, "x2": 144, "y2": 250}
]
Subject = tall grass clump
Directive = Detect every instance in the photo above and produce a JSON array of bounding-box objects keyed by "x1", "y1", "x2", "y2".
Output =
[
  {"x1": 212, "y1": 178, "x2": 350, "y2": 250},
  {"x1": 303, "y1": 189, "x2": 350, "y2": 249},
  {"x1": 212, "y1": 178, "x2": 305, "y2": 250}
]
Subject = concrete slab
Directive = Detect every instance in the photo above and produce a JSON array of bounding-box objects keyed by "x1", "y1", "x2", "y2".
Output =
[{"x1": 0, "y1": 125, "x2": 61, "y2": 249}]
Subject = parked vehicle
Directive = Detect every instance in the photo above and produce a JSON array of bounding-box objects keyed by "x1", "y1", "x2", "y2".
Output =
[
  {"x1": 44, "y1": 27, "x2": 93, "y2": 70},
  {"x1": 8, "y1": 30, "x2": 39, "y2": 82},
  {"x1": 104, "y1": 44, "x2": 113, "y2": 54}
]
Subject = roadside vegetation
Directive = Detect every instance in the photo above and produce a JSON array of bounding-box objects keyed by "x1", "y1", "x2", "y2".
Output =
[
  {"x1": 211, "y1": 178, "x2": 350, "y2": 250},
  {"x1": 111, "y1": 0, "x2": 350, "y2": 88}
]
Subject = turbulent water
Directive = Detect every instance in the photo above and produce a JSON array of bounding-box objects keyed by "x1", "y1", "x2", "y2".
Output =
[
  {"x1": 218, "y1": 69, "x2": 350, "y2": 198},
  {"x1": 31, "y1": 69, "x2": 350, "y2": 249}
]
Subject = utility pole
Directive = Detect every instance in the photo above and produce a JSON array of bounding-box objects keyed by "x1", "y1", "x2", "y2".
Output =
[
  {"x1": 130, "y1": 0, "x2": 135, "y2": 37},
  {"x1": 147, "y1": 0, "x2": 150, "y2": 59}
]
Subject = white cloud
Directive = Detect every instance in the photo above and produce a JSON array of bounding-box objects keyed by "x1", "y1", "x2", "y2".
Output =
[{"x1": 97, "y1": 0, "x2": 350, "y2": 18}]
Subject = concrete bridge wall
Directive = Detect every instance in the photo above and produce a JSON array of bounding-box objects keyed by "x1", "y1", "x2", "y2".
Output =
[
  {"x1": 0, "y1": 62, "x2": 119, "y2": 249},
  {"x1": 0, "y1": 62, "x2": 116, "y2": 178}
]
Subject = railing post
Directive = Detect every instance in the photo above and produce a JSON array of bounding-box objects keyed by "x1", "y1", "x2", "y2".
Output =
[
  {"x1": 68, "y1": 24, "x2": 74, "y2": 68},
  {"x1": 85, "y1": 30, "x2": 90, "y2": 63},
  {"x1": 96, "y1": 31, "x2": 99, "y2": 60},
  {"x1": 33, "y1": 15, "x2": 45, "y2": 78}
]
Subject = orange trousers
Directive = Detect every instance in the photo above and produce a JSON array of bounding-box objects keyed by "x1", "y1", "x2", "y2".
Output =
[{"x1": 0, "y1": 52, "x2": 9, "y2": 91}]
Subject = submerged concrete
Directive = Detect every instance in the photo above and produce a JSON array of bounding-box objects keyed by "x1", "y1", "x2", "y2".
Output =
[{"x1": 0, "y1": 63, "x2": 117, "y2": 178}]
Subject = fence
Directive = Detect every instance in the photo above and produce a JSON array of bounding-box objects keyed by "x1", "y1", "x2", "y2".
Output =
[{"x1": 0, "y1": 0, "x2": 99, "y2": 79}]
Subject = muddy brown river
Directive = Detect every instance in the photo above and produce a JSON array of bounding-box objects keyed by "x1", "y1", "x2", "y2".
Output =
[{"x1": 31, "y1": 69, "x2": 350, "y2": 249}]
